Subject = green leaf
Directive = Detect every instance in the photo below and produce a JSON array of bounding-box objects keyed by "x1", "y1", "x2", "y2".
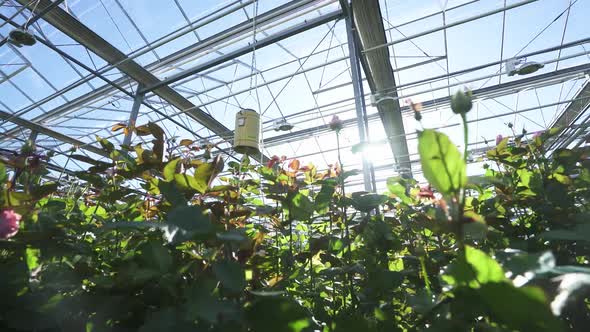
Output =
[
  {"x1": 95, "y1": 136, "x2": 115, "y2": 153},
  {"x1": 75, "y1": 171, "x2": 105, "y2": 186},
  {"x1": 462, "y1": 211, "x2": 487, "y2": 241},
  {"x1": 174, "y1": 173, "x2": 200, "y2": 192},
  {"x1": 351, "y1": 192, "x2": 388, "y2": 212},
  {"x1": 139, "y1": 240, "x2": 172, "y2": 272},
  {"x1": 0, "y1": 161, "x2": 6, "y2": 183},
  {"x1": 442, "y1": 245, "x2": 505, "y2": 288},
  {"x1": 289, "y1": 192, "x2": 314, "y2": 221},
  {"x1": 315, "y1": 179, "x2": 336, "y2": 214},
  {"x1": 249, "y1": 290, "x2": 286, "y2": 296},
  {"x1": 166, "y1": 205, "x2": 212, "y2": 236},
  {"x1": 213, "y1": 260, "x2": 246, "y2": 293},
  {"x1": 216, "y1": 229, "x2": 248, "y2": 243},
  {"x1": 407, "y1": 289, "x2": 436, "y2": 314},
  {"x1": 0, "y1": 162, "x2": 8, "y2": 184},
  {"x1": 418, "y1": 129, "x2": 466, "y2": 197},
  {"x1": 163, "y1": 158, "x2": 180, "y2": 181},
  {"x1": 246, "y1": 297, "x2": 312, "y2": 332},
  {"x1": 541, "y1": 223, "x2": 590, "y2": 242},
  {"x1": 103, "y1": 221, "x2": 183, "y2": 244},
  {"x1": 193, "y1": 161, "x2": 215, "y2": 193},
  {"x1": 25, "y1": 248, "x2": 40, "y2": 271},
  {"x1": 184, "y1": 285, "x2": 238, "y2": 323},
  {"x1": 173, "y1": 161, "x2": 218, "y2": 194},
  {"x1": 31, "y1": 182, "x2": 58, "y2": 200},
  {"x1": 158, "y1": 180, "x2": 187, "y2": 207},
  {"x1": 386, "y1": 177, "x2": 411, "y2": 204},
  {"x1": 138, "y1": 308, "x2": 191, "y2": 332},
  {"x1": 479, "y1": 283, "x2": 563, "y2": 332}
]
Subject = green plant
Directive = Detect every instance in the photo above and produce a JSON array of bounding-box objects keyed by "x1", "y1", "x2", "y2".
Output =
[{"x1": 0, "y1": 94, "x2": 588, "y2": 332}]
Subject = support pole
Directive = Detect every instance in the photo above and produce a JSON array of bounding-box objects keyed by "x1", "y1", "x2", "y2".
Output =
[
  {"x1": 28, "y1": 130, "x2": 38, "y2": 143},
  {"x1": 350, "y1": 0, "x2": 412, "y2": 177},
  {"x1": 123, "y1": 85, "x2": 145, "y2": 146},
  {"x1": 343, "y1": 1, "x2": 375, "y2": 192}
]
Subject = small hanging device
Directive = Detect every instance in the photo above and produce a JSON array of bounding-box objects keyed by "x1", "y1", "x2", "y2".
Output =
[
  {"x1": 7, "y1": 0, "x2": 39, "y2": 48},
  {"x1": 273, "y1": 118, "x2": 294, "y2": 131},
  {"x1": 506, "y1": 57, "x2": 544, "y2": 76},
  {"x1": 8, "y1": 28, "x2": 36, "y2": 47},
  {"x1": 233, "y1": 108, "x2": 260, "y2": 155}
]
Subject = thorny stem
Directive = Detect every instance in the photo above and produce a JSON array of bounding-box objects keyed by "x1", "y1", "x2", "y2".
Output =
[
  {"x1": 458, "y1": 113, "x2": 470, "y2": 253},
  {"x1": 336, "y1": 132, "x2": 355, "y2": 308},
  {"x1": 276, "y1": 201, "x2": 280, "y2": 277},
  {"x1": 461, "y1": 113, "x2": 469, "y2": 162}
]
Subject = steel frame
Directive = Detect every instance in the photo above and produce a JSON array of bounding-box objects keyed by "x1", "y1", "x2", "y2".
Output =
[{"x1": 0, "y1": 0, "x2": 588, "y2": 187}]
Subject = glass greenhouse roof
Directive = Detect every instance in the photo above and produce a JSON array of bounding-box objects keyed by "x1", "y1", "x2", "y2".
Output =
[{"x1": 1, "y1": 0, "x2": 589, "y2": 192}]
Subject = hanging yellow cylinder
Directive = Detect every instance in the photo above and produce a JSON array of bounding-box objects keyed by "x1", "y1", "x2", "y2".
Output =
[{"x1": 233, "y1": 108, "x2": 260, "y2": 155}]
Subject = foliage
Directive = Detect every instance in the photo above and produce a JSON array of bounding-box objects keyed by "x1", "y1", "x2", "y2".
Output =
[{"x1": 0, "y1": 105, "x2": 589, "y2": 332}]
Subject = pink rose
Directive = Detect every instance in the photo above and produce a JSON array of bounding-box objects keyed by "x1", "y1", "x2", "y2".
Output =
[
  {"x1": 495, "y1": 135, "x2": 503, "y2": 145},
  {"x1": 0, "y1": 209, "x2": 21, "y2": 239}
]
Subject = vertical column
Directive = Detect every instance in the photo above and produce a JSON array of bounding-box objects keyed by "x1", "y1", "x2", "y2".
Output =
[
  {"x1": 344, "y1": 2, "x2": 375, "y2": 192},
  {"x1": 123, "y1": 84, "x2": 145, "y2": 146},
  {"x1": 28, "y1": 130, "x2": 38, "y2": 143}
]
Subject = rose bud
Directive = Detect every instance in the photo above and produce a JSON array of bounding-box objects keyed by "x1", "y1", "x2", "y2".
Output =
[
  {"x1": 451, "y1": 90, "x2": 473, "y2": 115},
  {"x1": 329, "y1": 115, "x2": 343, "y2": 132}
]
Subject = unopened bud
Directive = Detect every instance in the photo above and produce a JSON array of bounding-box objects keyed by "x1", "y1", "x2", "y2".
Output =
[{"x1": 451, "y1": 90, "x2": 473, "y2": 115}]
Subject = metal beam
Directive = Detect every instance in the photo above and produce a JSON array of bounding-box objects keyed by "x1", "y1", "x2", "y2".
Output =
[
  {"x1": 351, "y1": 0, "x2": 411, "y2": 176},
  {"x1": 342, "y1": 0, "x2": 374, "y2": 192},
  {"x1": 15, "y1": 0, "x2": 231, "y2": 137},
  {"x1": 141, "y1": 10, "x2": 344, "y2": 93},
  {"x1": 261, "y1": 64, "x2": 590, "y2": 147},
  {"x1": 546, "y1": 80, "x2": 590, "y2": 150},
  {"x1": 123, "y1": 85, "x2": 145, "y2": 146},
  {"x1": 363, "y1": 0, "x2": 538, "y2": 54},
  {"x1": 3, "y1": 0, "x2": 327, "y2": 130},
  {"x1": 0, "y1": 110, "x2": 108, "y2": 158},
  {"x1": 551, "y1": 80, "x2": 590, "y2": 129},
  {"x1": 0, "y1": 21, "x2": 239, "y2": 161}
]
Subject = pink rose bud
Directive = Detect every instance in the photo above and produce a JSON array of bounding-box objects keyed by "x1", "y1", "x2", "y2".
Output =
[
  {"x1": 329, "y1": 115, "x2": 343, "y2": 132},
  {"x1": 0, "y1": 209, "x2": 21, "y2": 239},
  {"x1": 495, "y1": 135, "x2": 503, "y2": 145}
]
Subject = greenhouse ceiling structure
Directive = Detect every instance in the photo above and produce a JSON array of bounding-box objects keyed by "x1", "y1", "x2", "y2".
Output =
[{"x1": 1, "y1": 0, "x2": 589, "y2": 193}]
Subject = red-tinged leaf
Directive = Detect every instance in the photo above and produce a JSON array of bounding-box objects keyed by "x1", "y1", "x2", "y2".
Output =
[{"x1": 289, "y1": 159, "x2": 300, "y2": 171}]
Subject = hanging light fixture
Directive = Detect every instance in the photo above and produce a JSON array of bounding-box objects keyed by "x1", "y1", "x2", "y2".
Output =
[
  {"x1": 506, "y1": 57, "x2": 544, "y2": 76},
  {"x1": 233, "y1": 108, "x2": 260, "y2": 155},
  {"x1": 272, "y1": 118, "x2": 294, "y2": 131},
  {"x1": 8, "y1": 28, "x2": 36, "y2": 47}
]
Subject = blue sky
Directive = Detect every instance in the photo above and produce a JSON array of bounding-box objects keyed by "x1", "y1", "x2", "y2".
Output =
[{"x1": 0, "y1": 0, "x2": 589, "y2": 190}]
